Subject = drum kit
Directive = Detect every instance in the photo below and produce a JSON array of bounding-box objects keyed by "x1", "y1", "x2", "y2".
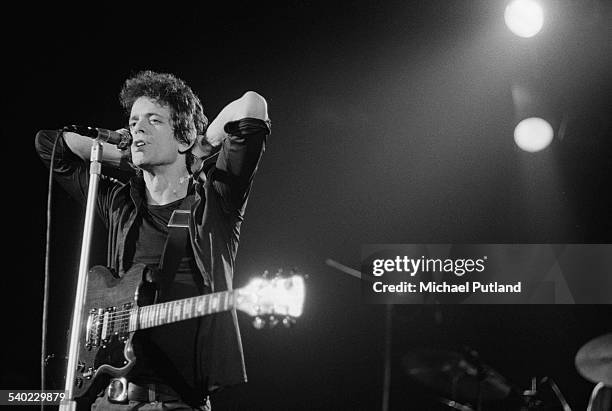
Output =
[{"x1": 402, "y1": 333, "x2": 611, "y2": 411}]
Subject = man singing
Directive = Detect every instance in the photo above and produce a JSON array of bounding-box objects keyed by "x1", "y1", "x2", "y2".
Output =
[{"x1": 35, "y1": 70, "x2": 270, "y2": 410}]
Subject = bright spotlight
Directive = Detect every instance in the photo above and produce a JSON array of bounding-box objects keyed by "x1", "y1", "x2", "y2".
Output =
[
  {"x1": 504, "y1": 0, "x2": 544, "y2": 38},
  {"x1": 514, "y1": 117, "x2": 554, "y2": 152}
]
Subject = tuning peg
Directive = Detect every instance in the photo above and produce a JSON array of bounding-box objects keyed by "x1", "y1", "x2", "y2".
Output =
[
  {"x1": 253, "y1": 316, "x2": 265, "y2": 329},
  {"x1": 282, "y1": 316, "x2": 296, "y2": 328},
  {"x1": 262, "y1": 270, "x2": 270, "y2": 279},
  {"x1": 268, "y1": 315, "x2": 279, "y2": 328},
  {"x1": 275, "y1": 268, "x2": 283, "y2": 278}
]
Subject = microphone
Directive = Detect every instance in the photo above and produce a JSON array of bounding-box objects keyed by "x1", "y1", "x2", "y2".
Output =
[{"x1": 63, "y1": 125, "x2": 132, "y2": 149}]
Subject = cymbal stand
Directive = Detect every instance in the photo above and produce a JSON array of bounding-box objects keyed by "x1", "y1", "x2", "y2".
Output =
[
  {"x1": 540, "y1": 377, "x2": 572, "y2": 411},
  {"x1": 518, "y1": 376, "x2": 573, "y2": 411}
]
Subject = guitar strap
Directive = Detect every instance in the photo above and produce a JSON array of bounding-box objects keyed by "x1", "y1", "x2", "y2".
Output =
[
  {"x1": 156, "y1": 192, "x2": 196, "y2": 298},
  {"x1": 155, "y1": 177, "x2": 234, "y2": 297}
]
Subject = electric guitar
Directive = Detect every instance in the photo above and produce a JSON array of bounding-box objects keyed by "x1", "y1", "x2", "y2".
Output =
[{"x1": 65, "y1": 263, "x2": 305, "y2": 407}]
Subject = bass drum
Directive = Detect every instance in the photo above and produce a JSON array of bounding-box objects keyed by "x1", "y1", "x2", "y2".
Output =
[{"x1": 586, "y1": 383, "x2": 612, "y2": 411}]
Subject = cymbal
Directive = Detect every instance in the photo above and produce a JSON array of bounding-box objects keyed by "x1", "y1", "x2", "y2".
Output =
[
  {"x1": 575, "y1": 333, "x2": 612, "y2": 385},
  {"x1": 403, "y1": 349, "x2": 512, "y2": 403}
]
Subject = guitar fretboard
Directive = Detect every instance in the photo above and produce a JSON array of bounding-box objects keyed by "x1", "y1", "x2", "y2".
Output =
[{"x1": 130, "y1": 290, "x2": 237, "y2": 331}]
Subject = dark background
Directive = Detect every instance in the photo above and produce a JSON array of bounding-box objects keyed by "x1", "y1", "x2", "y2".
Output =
[{"x1": 4, "y1": 1, "x2": 611, "y2": 410}]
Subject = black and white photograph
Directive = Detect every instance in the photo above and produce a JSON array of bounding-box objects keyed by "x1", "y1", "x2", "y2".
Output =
[{"x1": 4, "y1": 1, "x2": 612, "y2": 410}]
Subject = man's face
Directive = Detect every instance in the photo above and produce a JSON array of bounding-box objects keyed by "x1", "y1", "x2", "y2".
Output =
[{"x1": 128, "y1": 96, "x2": 187, "y2": 170}]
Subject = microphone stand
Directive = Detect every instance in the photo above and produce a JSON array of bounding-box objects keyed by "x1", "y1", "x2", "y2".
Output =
[{"x1": 59, "y1": 139, "x2": 103, "y2": 411}]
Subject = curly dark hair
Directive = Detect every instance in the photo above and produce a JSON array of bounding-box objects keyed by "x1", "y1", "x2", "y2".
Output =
[{"x1": 119, "y1": 71, "x2": 209, "y2": 170}]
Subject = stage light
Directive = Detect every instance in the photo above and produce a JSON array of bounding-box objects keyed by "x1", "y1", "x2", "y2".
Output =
[
  {"x1": 504, "y1": 0, "x2": 544, "y2": 38},
  {"x1": 514, "y1": 117, "x2": 554, "y2": 152}
]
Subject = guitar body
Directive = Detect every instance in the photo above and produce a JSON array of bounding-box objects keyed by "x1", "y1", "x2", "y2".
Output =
[
  {"x1": 55, "y1": 264, "x2": 304, "y2": 409},
  {"x1": 73, "y1": 264, "x2": 155, "y2": 406}
]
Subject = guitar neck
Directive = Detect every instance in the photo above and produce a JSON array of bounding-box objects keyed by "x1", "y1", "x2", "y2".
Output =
[{"x1": 130, "y1": 289, "x2": 237, "y2": 331}]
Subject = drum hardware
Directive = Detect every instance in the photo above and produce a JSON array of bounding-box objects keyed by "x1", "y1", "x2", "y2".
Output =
[
  {"x1": 438, "y1": 397, "x2": 475, "y2": 411},
  {"x1": 403, "y1": 347, "x2": 577, "y2": 411},
  {"x1": 402, "y1": 347, "x2": 512, "y2": 410}
]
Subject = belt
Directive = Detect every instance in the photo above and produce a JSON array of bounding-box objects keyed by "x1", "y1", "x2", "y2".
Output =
[{"x1": 106, "y1": 377, "x2": 181, "y2": 403}]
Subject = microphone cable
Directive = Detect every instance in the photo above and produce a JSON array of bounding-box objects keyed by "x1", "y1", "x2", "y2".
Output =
[{"x1": 40, "y1": 130, "x2": 62, "y2": 411}]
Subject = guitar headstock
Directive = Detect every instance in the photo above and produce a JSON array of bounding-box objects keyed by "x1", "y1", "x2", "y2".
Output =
[{"x1": 236, "y1": 269, "x2": 305, "y2": 327}]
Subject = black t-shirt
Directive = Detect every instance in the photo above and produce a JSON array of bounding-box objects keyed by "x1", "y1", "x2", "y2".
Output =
[{"x1": 126, "y1": 195, "x2": 209, "y2": 401}]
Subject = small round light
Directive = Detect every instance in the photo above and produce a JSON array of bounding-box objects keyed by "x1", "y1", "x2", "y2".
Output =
[
  {"x1": 514, "y1": 117, "x2": 554, "y2": 152},
  {"x1": 504, "y1": 0, "x2": 544, "y2": 38}
]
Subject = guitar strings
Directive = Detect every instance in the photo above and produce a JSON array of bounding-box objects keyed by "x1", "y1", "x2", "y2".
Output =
[
  {"x1": 84, "y1": 278, "x2": 296, "y2": 334},
  {"x1": 86, "y1": 295, "x2": 237, "y2": 331}
]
